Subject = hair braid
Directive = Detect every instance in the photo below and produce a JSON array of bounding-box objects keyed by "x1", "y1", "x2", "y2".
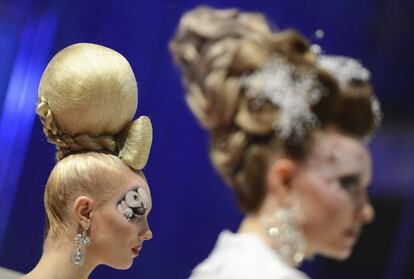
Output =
[{"x1": 36, "y1": 97, "x2": 118, "y2": 160}]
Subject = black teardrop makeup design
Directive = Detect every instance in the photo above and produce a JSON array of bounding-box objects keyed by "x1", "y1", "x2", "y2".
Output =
[{"x1": 117, "y1": 187, "x2": 149, "y2": 221}]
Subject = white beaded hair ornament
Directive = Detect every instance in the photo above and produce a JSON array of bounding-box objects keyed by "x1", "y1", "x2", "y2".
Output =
[
  {"x1": 241, "y1": 57, "x2": 323, "y2": 141},
  {"x1": 241, "y1": 54, "x2": 382, "y2": 142},
  {"x1": 317, "y1": 55, "x2": 383, "y2": 131}
]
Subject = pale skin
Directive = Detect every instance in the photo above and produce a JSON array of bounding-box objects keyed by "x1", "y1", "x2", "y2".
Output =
[
  {"x1": 23, "y1": 173, "x2": 152, "y2": 279},
  {"x1": 239, "y1": 130, "x2": 374, "y2": 261}
]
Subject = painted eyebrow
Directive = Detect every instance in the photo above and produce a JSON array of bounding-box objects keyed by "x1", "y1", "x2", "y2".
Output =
[
  {"x1": 120, "y1": 185, "x2": 152, "y2": 210},
  {"x1": 118, "y1": 186, "x2": 144, "y2": 201}
]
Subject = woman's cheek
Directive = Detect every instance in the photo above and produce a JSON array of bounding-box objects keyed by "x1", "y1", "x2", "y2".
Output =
[
  {"x1": 303, "y1": 177, "x2": 348, "y2": 227},
  {"x1": 105, "y1": 210, "x2": 137, "y2": 239}
]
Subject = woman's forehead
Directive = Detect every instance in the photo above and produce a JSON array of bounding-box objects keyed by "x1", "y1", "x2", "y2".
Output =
[
  {"x1": 110, "y1": 174, "x2": 152, "y2": 203},
  {"x1": 311, "y1": 132, "x2": 369, "y2": 160},
  {"x1": 307, "y1": 132, "x2": 371, "y2": 176},
  {"x1": 124, "y1": 175, "x2": 151, "y2": 196}
]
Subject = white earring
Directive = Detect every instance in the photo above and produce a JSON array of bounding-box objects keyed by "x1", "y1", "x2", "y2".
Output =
[
  {"x1": 261, "y1": 199, "x2": 306, "y2": 266},
  {"x1": 71, "y1": 224, "x2": 91, "y2": 266}
]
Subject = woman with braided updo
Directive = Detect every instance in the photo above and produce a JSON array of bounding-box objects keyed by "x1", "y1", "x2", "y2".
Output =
[
  {"x1": 170, "y1": 6, "x2": 382, "y2": 279},
  {"x1": 24, "y1": 43, "x2": 153, "y2": 279}
]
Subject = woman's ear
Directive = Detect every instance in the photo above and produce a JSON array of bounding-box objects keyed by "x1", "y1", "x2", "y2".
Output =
[
  {"x1": 72, "y1": 196, "x2": 94, "y2": 230},
  {"x1": 266, "y1": 158, "x2": 297, "y2": 203}
]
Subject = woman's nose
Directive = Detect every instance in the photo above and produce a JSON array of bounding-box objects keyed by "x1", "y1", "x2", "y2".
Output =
[
  {"x1": 358, "y1": 200, "x2": 375, "y2": 225},
  {"x1": 141, "y1": 229, "x2": 153, "y2": 240},
  {"x1": 139, "y1": 220, "x2": 153, "y2": 241}
]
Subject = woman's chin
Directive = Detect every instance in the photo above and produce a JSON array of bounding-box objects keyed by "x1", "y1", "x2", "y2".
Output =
[
  {"x1": 107, "y1": 259, "x2": 134, "y2": 270},
  {"x1": 320, "y1": 247, "x2": 352, "y2": 261}
]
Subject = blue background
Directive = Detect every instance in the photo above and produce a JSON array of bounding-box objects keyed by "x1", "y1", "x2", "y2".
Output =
[{"x1": 0, "y1": 0, "x2": 413, "y2": 278}]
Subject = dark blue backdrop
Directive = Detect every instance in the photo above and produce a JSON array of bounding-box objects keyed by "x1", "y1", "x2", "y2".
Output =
[{"x1": 0, "y1": 0, "x2": 413, "y2": 278}]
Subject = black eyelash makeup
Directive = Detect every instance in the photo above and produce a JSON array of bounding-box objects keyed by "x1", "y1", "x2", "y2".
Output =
[
  {"x1": 338, "y1": 175, "x2": 360, "y2": 191},
  {"x1": 117, "y1": 187, "x2": 149, "y2": 220}
]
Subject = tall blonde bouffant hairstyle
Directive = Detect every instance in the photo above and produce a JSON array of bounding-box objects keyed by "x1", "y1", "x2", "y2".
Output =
[
  {"x1": 37, "y1": 43, "x2": 152, "y2": 238},
  {"x1": 170, "y1": 7, "x2": 379, "y2": 213}
]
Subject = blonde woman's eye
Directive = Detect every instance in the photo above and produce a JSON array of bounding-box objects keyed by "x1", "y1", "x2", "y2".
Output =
[
  {"x1": 130, "y1": 214, "x2": 143, "y2": 223},
  {"x1": 117, "y1": 187, "x2": 148, "y2": 221}
]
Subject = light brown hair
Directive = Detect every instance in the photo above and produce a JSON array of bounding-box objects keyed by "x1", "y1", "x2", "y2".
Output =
[{"x1": 170, "y1": 6, "x2": 378, "y2": 212}]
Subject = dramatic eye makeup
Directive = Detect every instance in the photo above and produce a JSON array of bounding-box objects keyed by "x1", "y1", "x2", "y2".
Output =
[
  {"x1": 117, "y1": 187, "x2": 149, "y2": 221},
  {"x1": 338, "y1": 174, "x2": 360, "y2": 191}
]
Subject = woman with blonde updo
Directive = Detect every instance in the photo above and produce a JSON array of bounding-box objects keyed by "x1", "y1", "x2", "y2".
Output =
[
  {"x1": 170, "y1": 6, "x2": 382, "y2": 279},
  {"x1": 24, "y1": 43, "x2": 153, "y2": 279}
]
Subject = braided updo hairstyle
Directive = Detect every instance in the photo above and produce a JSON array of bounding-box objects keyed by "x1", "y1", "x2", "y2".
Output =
[
  {"x1": 37, "y1": 43, "x2": 152, "y2": 238},
  {"x1": 170, "y1": 6, "x2": 379, "y2": 212}
]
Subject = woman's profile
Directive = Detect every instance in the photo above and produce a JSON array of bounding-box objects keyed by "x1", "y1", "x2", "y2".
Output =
[
  {"x1": 170, "y1": 6, "x2": 382, "y2": 279},
  {"x1": 23, "y1": 43, "x2": 153, "y2": 279}
]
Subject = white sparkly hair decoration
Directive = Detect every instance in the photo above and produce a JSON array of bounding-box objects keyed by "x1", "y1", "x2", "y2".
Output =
[
  {"x1": 365, "y1": 94, "x2": 383, "y2": 141},
  {"x1": 317, "y1": 55, "x2": 383, "y2": 137},
  {"x1": 241, "y1": 57, "x2": 323, "y2": 141},
  {"x1": 317, "y1": 55, "x2": 371, "y2": 89}
]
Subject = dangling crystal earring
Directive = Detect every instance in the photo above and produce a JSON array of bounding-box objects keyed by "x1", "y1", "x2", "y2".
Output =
[
  {"x1": 261, "y1": 199, "x2": 306, "y2": 267},
  {"x1": 71, "y1": 224, "x2": 91, "y2": 266}
]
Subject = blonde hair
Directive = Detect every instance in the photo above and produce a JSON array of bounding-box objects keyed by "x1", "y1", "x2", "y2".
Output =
[
  {"x1": 39, "y1": 43, "x2": 137, "y2": 136},
  {"x1": 44, "y1": 153, "x2": 141, "y2": 239},
  {"x1": 170, "y1": 6, "x2": 378, "y2": 212},
  {"x1": 37, "y1": 43, "x2": 151, "y2": 239}
]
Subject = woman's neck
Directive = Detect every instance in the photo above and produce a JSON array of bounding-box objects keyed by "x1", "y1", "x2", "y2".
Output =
[
  {"x1": 23, "y1": 238, "x2": 96, "y2": 279},
  {"x1": 237, "y1": 195, "x2": 277, "y2": 246},
  {"x1": 238, "y1": 213, "x2": 271, "y2": 244},
  {"x1": 238, "y1": 205, "x2": 314, "y2": 267}
]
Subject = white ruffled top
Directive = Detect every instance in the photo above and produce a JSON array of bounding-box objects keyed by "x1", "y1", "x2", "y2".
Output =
[{"x1": 189, "y1": 230, "x2": 310, "y2": 279}]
